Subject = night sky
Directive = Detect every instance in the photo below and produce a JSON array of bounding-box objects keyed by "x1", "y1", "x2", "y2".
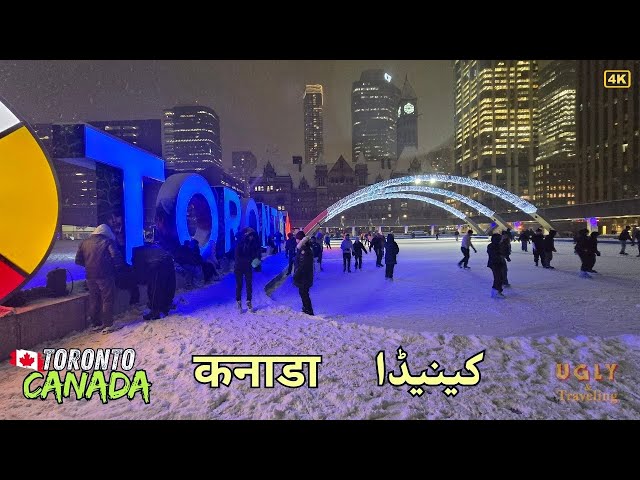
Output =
[{"x1": 0, "y1": 60, "x2": 455, "y2": 169}]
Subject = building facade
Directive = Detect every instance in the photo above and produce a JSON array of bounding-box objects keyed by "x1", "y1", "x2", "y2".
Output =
[
  {"x1": 535, "y1": 60, "x2": 577, "y2": 207},
  {"x1": 576, "y1": 60, "x2": 640, "y2": 203},
  {"x1": 231, "y1": 150, "x2": 258, "y2": 196},
  {"x1": 454, "y1": 60, "x2": 539, "y2": 210},
  {"x1": 162, "y1": 105, "x2": 222, "y2": 172},
  {"x1": 396, "y1": 76, "x2": 419, "y2": 159},
  {"x1": 352, "y1": 69, "x2": 401, "y2": 165},
  {"x1": 303, "y1": 85, "x2": 324, "y2": 165},
  {"x1": 88, "y1": 119, "x2": 162, "y2": 157},
  {"x1": 249, "y1": 161, "x2": 293, "y2": 214}
]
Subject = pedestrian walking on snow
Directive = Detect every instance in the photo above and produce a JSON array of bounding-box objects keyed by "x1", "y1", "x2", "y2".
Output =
[{"x1": 293, "y1": 231, "x2": 314, "y2": 315}]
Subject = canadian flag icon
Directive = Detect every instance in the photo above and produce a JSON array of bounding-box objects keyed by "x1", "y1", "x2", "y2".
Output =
[{"x1": 10, "y1": 350, "x2": 45, "y2": 372}]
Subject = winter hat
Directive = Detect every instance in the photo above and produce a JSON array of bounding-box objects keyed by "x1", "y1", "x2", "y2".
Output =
[
  {"x1": 92, "y1": 224, "x2": 115, "y2": 241},
  {"x1": 295, "y1": 231, "x2": 306, "y2": 240}
]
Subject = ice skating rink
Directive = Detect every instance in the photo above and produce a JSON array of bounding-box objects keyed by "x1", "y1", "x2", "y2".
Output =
[
  {"x1": 1, "y1": 238, "x2": 639, "y2": 419},
  {"x1": 274, "y1": 238, "x2": 640, "y2": 337}
]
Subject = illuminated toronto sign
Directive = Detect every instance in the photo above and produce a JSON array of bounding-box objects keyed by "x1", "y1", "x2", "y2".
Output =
[
  {"x1": 0, "y1": 106, "x2": 286, "y2": 304},
  {"x1": 85, "y1": 124, "x2": 287, "y2": 263},
  {"x1": 0, "y1": 97, "x2": 59, "y2": 304}
]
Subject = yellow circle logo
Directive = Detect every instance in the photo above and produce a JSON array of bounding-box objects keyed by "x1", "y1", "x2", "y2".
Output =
[{"x1": 0, "y1": 97, "x2": 59, "y2": 304}]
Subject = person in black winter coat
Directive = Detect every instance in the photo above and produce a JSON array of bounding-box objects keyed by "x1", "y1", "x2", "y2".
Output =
[
  {"x1": 635, "y1": 227, "x2": 640, "y2": 257},
  {"x1": 531, "y1": 228, "x2": 545, "y2": 266},
  {"x1": 585, "y1": 231, "x2": 601, "y2": 273},
  {"x1": 310, "y1": 236, "x2": 323, "y2": 272},
  {"x1": 234, "y1": 227, "x2": 261, "y2": 312},
  {"x1": 285, "y1": 232, "x2": 297, "y2": 275},
  {"x1": 574, "y1": 228, "x2": 592, "y2": 278},
  {"x1": 372, "y1": 233, "x2": 384, "y2": 267},
  {"x1": 293, "y1": 231, "x2": 314, "y2": 315},
  {"x1": 487, "y1": 233, "x2": 506, "y2": 298},
  {"x1": 499, "y1": 231, "x2": 512, "y2": 287},
  {"x1": 542, "y1": 230, "x2": 557, "y2": 268},
  {"x1": 384, "y1": 233, "x2": 400, "y2": 279},
  {"x1": 352, "y1": 237, "x2": 368, "y2": 270},
  {"x1": 619, "y1": 225, "x2": 631, "y2": 255},
  {"x1": 519, "y1": 230, "x2": 530, "y2": 252}
]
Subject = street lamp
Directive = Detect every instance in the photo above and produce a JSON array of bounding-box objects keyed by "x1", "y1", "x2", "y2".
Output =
[{"x1": 403, "y1": 214, "x2": 407, "y2": 218}]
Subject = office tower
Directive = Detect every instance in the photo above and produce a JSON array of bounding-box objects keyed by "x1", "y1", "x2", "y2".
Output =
[
  {"x1": 163, "y1": 105, "x2": 222, "y2": 171},
  {"x1": 304, "y1": 85, "x2": 324, "y2": 165},
  {"x1": 352, "y1": 69, "x2": 401, "y2": 165},
  {"x1": 535, "y1": 61, "x2": 577, "y2": 206},
  {"x1": 576, "y1": 60, "x2": 640, "y2": 202},
  {"x1": 454, "y1": 60, "x2": 539, "y2": 208}
]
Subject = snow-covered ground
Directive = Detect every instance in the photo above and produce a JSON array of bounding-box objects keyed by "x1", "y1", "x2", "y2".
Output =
[{"x1": 1, "y1": 238, "x2": 639, "y2": 419}]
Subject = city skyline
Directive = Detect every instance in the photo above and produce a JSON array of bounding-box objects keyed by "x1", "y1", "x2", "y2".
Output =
[{"x1": 0, "y1": 60, "x2": 455, "y2": 170}]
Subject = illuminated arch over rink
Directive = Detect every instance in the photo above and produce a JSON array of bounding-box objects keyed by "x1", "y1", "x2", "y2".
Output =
[
  {"x1": 381, "y1": 186, "x2": 510, "y2": 231},
  {"x1": 303, "y1": 174, "x2": 555, "y2": 234},
  {"x1": 318, "y1": 193, "x2": 485, "y2": 235}
]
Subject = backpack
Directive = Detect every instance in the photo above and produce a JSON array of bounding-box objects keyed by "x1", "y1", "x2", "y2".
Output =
[{"x1": 46, "y1": 268, "x2": 69, "y2": 297}]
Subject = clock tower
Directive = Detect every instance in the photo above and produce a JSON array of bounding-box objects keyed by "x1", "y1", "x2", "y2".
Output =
[{"x1": 396, "y1": 75, "x2": 418, "y2": 159}]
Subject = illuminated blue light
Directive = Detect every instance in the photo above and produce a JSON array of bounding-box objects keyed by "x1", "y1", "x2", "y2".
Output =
[
  {"x1": 257, "y1": 203, "x2": 270, "y2": 246},
  {"x1": 222, "y1": 187, "x2": 242, "y2": 253},
  {"x1": 85, "y1": 125, "x2": 165, "y2": 263},
  {"x1": 241, "y1": 198, "x2": 259, "y2": 231},
  {"x1": 174, "y1": 174, "x2": 218, "y2": 260}
]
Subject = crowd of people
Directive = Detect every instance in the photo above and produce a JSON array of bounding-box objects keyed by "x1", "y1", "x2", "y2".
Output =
[
  {"x1": 283, "y1": 229, "x2": 401, "y2": 315},
  {"x1": 75, "y1": 207, "x2": 640, "y2": 326}
]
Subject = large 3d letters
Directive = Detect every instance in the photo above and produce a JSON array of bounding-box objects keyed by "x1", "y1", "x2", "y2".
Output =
[
  {"x1": 241, "y1": 198, "x2": 259, "y2": 231},
  {"x1": 156, "y1": 173, "x2": 218, "y2": 260},
  {"x1": 85, "y1": 126, "x2": 165, "y2": 263}
]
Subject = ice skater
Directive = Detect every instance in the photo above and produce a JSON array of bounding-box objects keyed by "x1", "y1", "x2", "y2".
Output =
[
  {"x1": 575, "y1": 229, "x2": 592, "y2": 278},
  {"x1": 635, "y1": 227, "x2": 640, "y2": 256},
  {"x1": 619, "y1": 225, "x2": 631, "y2": 255},
  {"x1": 324, "y1": 232, "x2": 332, "y2": 249},
  {"x1": 340, "y1": 233, "x2": 354, "y2": 272},
  {"x1": 310, "y1": 236, "x2": 323, "y2": 272},
  {"x1": 487, "y1": 233, "x2": 506, "y2": 299},
  {"x1": 352, "y1": 236, "x2": 368, "y2": 270},
  {"x1": 542, "y1": 230, "x2": 557, "y2": 269},
  {"x1": 586, "y1": 231, "x2": 601, "y2": 274},
  {"x1": 285, "y1": 232, "x2": 297, "y2": 275},
  {"x1": 384, "y1": 233, "x2": 400, "y2": 279},
  {"x1": 372, "y1": 233, "x2": 384, "y2": 267},
  {"x1": 457, "y1": 229, "x2": 477, "y2": 269},
  {"x1": 500, "y1": 230, "x2": 512, "y2": 287},
  {"x1": 519, "y1": 230, "x2": 530, "y2": 252},
  {"x1": 531, "y1": 228, "x2": 545, "y2": 266}
]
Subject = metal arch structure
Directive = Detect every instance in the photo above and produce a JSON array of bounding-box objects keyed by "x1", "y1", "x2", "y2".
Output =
[
  {"x1": 303, "y1": 174, "x2": 555, "y2": 234},
  {"x1": 304, "y1": 192, "x2": 484, "y2": 235},
  {"x1": 379, "y1": 186, "x2": 510, "y2": 231}
]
